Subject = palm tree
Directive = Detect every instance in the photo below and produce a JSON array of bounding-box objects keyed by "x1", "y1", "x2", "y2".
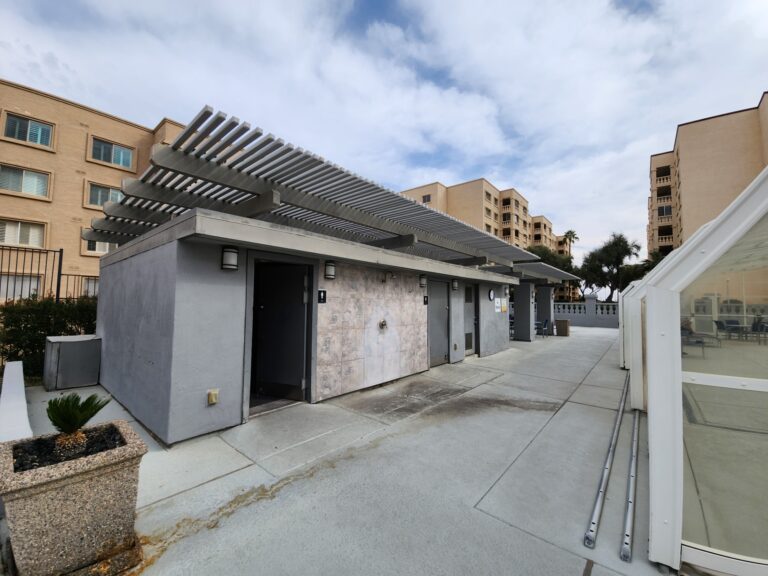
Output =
[{"x1": 562, "y1": 229, "x2": 579, "y2": 251}]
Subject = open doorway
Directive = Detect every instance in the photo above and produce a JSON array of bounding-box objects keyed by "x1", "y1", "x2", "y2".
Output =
[{"x1": 250, "y1": 261, "x2": 311, "y2": 414}]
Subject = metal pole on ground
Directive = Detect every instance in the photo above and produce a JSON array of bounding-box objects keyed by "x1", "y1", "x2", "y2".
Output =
[
  {"x1": 620, "y1": 409, "x2": 640, "y2": 562},
  {"x1": 584, "y1": 372, "x2": 629, "y2": 548}
]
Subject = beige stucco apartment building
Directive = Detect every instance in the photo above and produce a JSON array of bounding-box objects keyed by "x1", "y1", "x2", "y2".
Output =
[
  {"x1": 401, "y1": 179, "x2": 569, "y2": 254},
  {"x1": 402, "y1": 179, "x2": 577, "y2": 300},
  {"x1": 0, "y1": 79, "x2": 182, "y2": 297},
  {"x1": 648, "y1": 91, "x2": 768, "y2": 255}
]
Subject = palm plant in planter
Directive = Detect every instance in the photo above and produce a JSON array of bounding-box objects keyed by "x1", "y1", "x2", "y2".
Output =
[
  {"x1": 0, "y1": 392, "x2": 148, "y2": 576},
  {"x1": 47, "y1": 393, "x2": 111, "y2": 459}
]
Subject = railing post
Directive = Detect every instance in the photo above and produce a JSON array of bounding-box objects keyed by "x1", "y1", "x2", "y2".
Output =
[{"x1": 55, "y1": 248, "x2": 64, "y2": 303}]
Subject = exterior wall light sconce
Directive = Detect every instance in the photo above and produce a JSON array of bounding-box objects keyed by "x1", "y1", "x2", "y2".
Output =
[
  {"x1": 221, "y1": 246, "x2": 239, "y2": 271},
  {"x1": 419, "y1": 274, "x2": 427, "y2": 288},
  {"x1": 503, "y1": 285, "x2": 510, "y2": 297},
  {"x1": 324, "y1": 260, "x2": 336, "y2": 280},
  {"x1": 451, "y1": 279, "x2": 459, "y2": 291}
]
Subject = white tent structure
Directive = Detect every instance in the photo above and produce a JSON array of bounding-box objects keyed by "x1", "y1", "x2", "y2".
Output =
[{"x1": 619, "y1": 165, "x2": 768, "y2": 574}]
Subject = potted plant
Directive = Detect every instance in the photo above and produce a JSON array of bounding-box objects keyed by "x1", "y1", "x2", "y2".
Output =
[{"x1": 0, "y1": 393, "x2": 147, "y2": 576}]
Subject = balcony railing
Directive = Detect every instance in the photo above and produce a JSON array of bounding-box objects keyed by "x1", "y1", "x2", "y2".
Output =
[
  {"x1": 657, "y1": 215, "x2": 672, "y2": 224},
  {"x1": 656, "y1": 195, "x2": 672, "y2": 204},
  {"x1": 658, "y1": 235, "x2": 673, "y2": 244},
  {"x1": 656, "y1": 175, "x2": 672, "y2": 184}
]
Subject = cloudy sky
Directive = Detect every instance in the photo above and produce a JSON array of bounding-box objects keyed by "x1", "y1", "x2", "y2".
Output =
[{"x1": 1, "y1": 0, "x2": 766, "y2": 262}]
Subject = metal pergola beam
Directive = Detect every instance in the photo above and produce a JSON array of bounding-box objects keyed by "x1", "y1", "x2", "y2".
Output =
[
  {"x1": 444, "y1": 256, "x2": 488, "y2": 266},
  {"x1": 364, "y1": 234, "x2": 418, "y2": 250},
  {"x1": 82, "y1": 229, "x2": 133, "y2": 244},
  {"x1": 147, "y1": 145, "x2": 513, "y2": 267},
  {"x1": 103, "y1": 201, "x2": 173, "y2": 225}
]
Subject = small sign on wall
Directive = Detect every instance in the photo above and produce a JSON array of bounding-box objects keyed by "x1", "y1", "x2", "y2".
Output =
[
  {"x1": 423, "y1": 295, "x2": 429, "y2": 305},
  {"x1": 318, "y1": 290, "x2": 327, "y2": 304},
  {"x1": 494, "y1": 298, "x2": 501, "y2": 313},
  {"x1": 501, "y1": 298, "x2": 508, "y2": 313}
]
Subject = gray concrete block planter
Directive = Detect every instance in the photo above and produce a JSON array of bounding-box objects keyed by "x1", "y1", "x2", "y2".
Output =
[{"x1": 0, "y1": 420, "x2": 147, "y2": 576}]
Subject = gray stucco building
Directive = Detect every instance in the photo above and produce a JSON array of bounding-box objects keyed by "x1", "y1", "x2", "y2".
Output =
[{"x1": 89, "y1": 107, "x2": 575, "y2": 444}]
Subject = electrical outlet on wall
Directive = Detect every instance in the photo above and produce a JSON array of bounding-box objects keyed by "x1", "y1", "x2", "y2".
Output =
[{"x1": 207, "y1": 389, "x2": 219, "y2": 406}]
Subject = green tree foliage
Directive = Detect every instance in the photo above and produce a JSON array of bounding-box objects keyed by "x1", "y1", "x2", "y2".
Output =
[
  {"x1": 0, "y1": 296, "x2": 97, "y2": 377},
  {"x1": 525, "y1": 245, "x2": 574, "y2": 272},
  {"x1": 575, "y1": 233, "x2": 641, "y2": 302}
]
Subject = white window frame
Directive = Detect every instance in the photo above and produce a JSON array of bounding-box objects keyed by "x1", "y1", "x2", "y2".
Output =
[
  {"x1": 4, "y1": 113, "x2": 53, "y2": 147},
  {"x1": 0, "y1": 164, "x2": 50, "y2": 197},
  {"x1": 88, "y1": 183, "x2": 123, "y2": 207},
  {"x1": 0, "y1": 219, "x2": 45, "y2": 247},
  {"x1": 0, "y1": 274, "x2": 40, "y2": 301},
  {"x1": 86, "y1": 239, "x2": 118, "y2": 254},
  {"x1": 91, "y1": 137, "x2": 134, "y2": 169}
]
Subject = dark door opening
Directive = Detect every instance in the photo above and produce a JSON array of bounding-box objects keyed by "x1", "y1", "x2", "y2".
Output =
[
  {"x1": 250, "y1": 262, "x2": 310, "y2": 406},
  {"x1": 428, "y1": 280, "x2": 450, "y2": 367}
]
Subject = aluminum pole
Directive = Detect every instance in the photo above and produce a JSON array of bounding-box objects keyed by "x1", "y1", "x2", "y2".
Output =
[
  {"x1": 584, "y1": 372, "x2": 629, "y2": 548},
  {"x1": 620, "y1": 409, "x2": 641, "y2": 562}
]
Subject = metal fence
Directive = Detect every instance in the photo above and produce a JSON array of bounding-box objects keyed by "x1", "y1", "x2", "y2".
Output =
[{"x1": 0, "y1": 246, "x2": 98, "y2": 302}]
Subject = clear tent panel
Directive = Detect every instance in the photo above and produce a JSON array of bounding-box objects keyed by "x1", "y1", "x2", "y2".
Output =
[{"x1": 679, "y1": 212, "x2": 768, "y2": 561}]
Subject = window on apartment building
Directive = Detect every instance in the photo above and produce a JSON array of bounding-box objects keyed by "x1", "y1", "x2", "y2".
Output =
[
  {"x1": 656, "y1": 165, "x2": 671, "y2": 178},
  {"x1": 421, "y1": 194, "x2": 431, "y2": 203},
  {"x1": 494, "y1": 228, "x2": 498, "y2": 235},
  {"x1": 493, "y1": 197, "x2": 498, "y2": 206},
  {"x1": 523, "y1": 207, "x2": 528, "y2": 215},
  {"x1": 502, "y1": 198, "x2": 510, "y2": 207},
  {"x1": 514, "y1": 200, "x2": 520, "y2": 209},
  {"x1": 0, "y1": 219, "x2": 44, "y2": 247},
  {"x1": 493, "y1": 212, "x2": 498, "y2": 221},
  {"x1": 89, "y1": 183, "x2": 124, "y2": 207},
  {"x1": 485, "y1": 207, "x2": 492, "y2": 217},
  {"x1": 502, "y1": 227, "x2": 511, "y2": 236},
  {"x1": 533, "y1": 222, "x2": 541, "y2": 229},
  {"x1": 502, "y1": 213, "x2": 511, "y2": 222},
  {"x1": 514, "y1": 230, "x2": 519, "y2": 238},
  {"x1": 658, "y1": 225, "x2": 673, "y2": 237},
  {"x1": 86, "y1": 239, "x2": 118, "y2": 254},
  {"x1": 514, "y1": 214, "x2": 519, "y2": 223},
  {"x1": 0, "y1": 274, "x2": 40, "y2": 301},
  {"x1": 485, "y1": 191, "x2": 491, "y2": 202},
  {"x1": 83, "y1": 277, "x2": 100, "y2": 297},
  {"x1": 0, "y1": 164, "x2": 49, "y2": 197},
  {"x1": 534, "y1": 234, "x2": 542, "y2": 241},
  {"x1": 558, "y1": 250, "x2": 565, "y2": 255},
  {"x1": 92, "y1": 138, "x2": 133, "y2": 169},
  {"x1": 657, "y1": 205, "x2": 672, "y2": 217},
  {"x1": 657, "y1": 185, "x2": 672, "y2": 198},
  {"x1": 523, "y1": 221, "x2": 528, "y2": 228},
  {"x1": 485, "y1": 224, "x2": 492, "y2": 233},
  {"x1": 4, "y1": 113, "x2": 52, "y2": 147}
]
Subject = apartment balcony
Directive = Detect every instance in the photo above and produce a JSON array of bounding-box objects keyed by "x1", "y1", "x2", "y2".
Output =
[
  {"x1": 656, "y1": 195, "x2": 672, "y2": 205},
  {"x1": 657, "y1": 215, "x2": 672, "y2": 224},
  {"x1": 656, "y1": 175, "x2": 671, "y2": 184},
  {"x1": 658, "y1": 234, "x2": 673, "y2": 244}
]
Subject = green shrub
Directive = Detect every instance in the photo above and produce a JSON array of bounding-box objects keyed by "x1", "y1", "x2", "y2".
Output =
[
  {"x1": 47, "y1": 393, "x2": 110, "y2": 435},
  {"x1": 0, "y1": 296, "x2": 97, "y2": 378}
]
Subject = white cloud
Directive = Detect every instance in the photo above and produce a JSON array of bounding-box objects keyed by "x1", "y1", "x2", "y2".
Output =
[{"x1": 0, "y1": 0, "x2": 766, "y2": 264}]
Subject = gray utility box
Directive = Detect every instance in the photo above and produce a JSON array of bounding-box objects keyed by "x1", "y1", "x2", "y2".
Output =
[{"x1": 44, "y1": 335, "x2": 101, "y2": 391}]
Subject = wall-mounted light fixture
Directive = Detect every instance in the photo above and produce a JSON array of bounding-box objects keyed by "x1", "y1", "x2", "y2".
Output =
[
  {"x1": 419, "y1": 274, "x2": 427, "y2": 288},
  {"x1": 451, "y1": 279, "x2": 459, "y2": 291},
  {"x1": 221, "y1": 246, "x2": 239, "y2": 271},
  {"x1": 503, "y1": 285, "x2": 510, "y2": 297},
  {"x1": 324, "y1": 260, "x2": 336, "y2": 280}
]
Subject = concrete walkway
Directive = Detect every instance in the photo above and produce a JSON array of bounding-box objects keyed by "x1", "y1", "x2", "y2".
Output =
[{"x1": 9, "y1": 327, "x2": 660, "y2": 575}]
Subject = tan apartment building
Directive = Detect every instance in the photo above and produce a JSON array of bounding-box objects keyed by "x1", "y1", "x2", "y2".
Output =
[
  {"x1": 648, "y1": 91, "x2": 768, "y2": 256},
  {"x1": 0, "y1": 78, "x2": 183, "y2": 298},
  {"x1": 403, "y1": 179, "x2": 578, "y2": 301},
  {"x1": 401, "y1": 178, "x2": 570, "y2": 254}
]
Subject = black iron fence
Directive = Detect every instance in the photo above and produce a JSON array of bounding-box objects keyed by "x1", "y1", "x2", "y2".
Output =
[{"x1": 0, "y1": 246, "x2": 99, "y2": 302}]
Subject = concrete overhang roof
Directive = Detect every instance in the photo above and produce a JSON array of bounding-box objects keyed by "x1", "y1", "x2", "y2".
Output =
[
  {"x1": 85, "y1": 106, "x2": 540, "y2": 271},
  {"x1": 101, "y1": 209, "x2": 520, "y2": 285}
]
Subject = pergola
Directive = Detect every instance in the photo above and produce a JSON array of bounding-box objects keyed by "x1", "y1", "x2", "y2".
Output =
[{"x1": 83, "y1": 106, "x2": 542, "y2": 271}]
